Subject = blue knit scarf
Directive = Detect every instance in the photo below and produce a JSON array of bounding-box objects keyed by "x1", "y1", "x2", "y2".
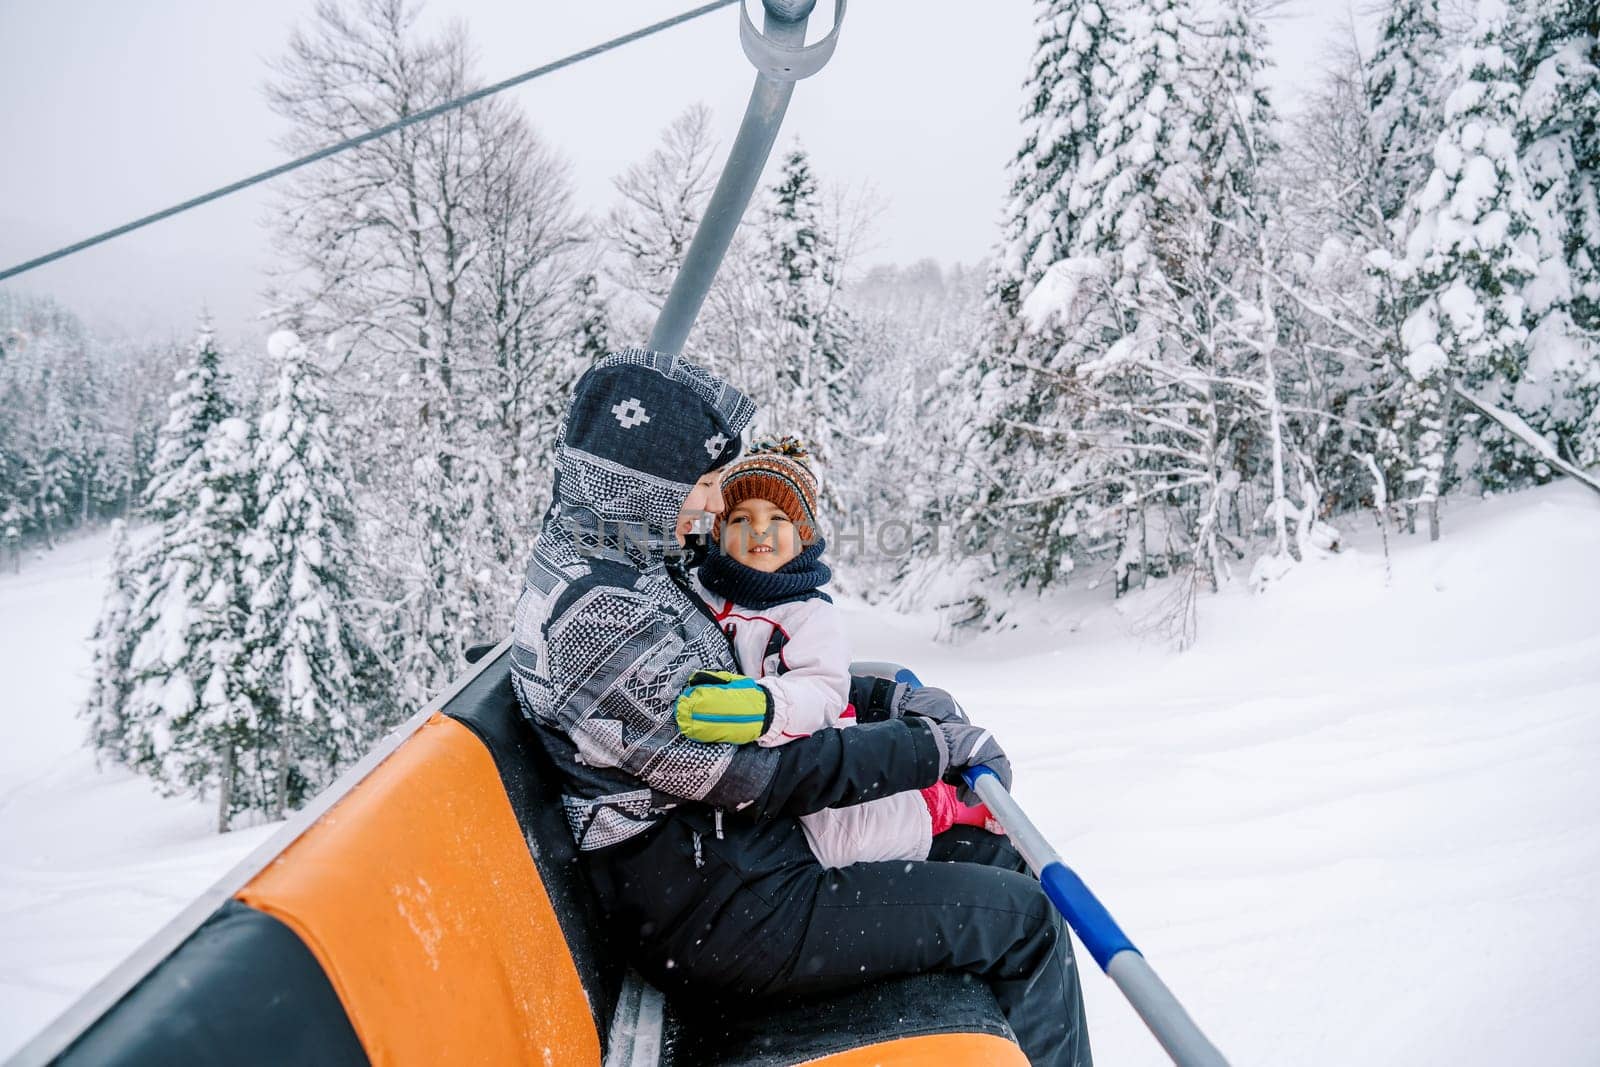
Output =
[{"x1": 698, "y1": 537, "x2": 833, "y2": 610}]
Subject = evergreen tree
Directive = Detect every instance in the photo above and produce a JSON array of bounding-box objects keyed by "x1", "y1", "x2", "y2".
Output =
[
  {"x1": 953, "y1": 0, "x2": 1336, "y2": 640},
  {"x1": 1016, "y1": 0, "x2": 1205, "y2": 597},
  {"x1": 989, "y1": 0, "x2": 1121, "y2": 334},
  {"x1": 957, "y1": 0, "x2": 1125, "y2": 597},
  {"x1": 121, "y1": 326, "x2": 261, "y2": 830},
  {"x1": 1368, "y1": 0, "x2": 1450, "y2": 229},
  {"x1": 244, "y1": 331, "x2": 382, "y2": 817},
  {"x1": 1394, "y1": 0, "x2": 1540, "y2": 533},
  {"x1": 1507, "y1": 0, "x2": 1600, "y2": 466},
  {"x1": 83, "y1": 518, "x2": 139, "y2": 763},
  {"x1": 143, "y1": 326, "x2": 234, "y2": 522},
  {"x1": 0, "y1": 295, "x2": 175, "y2": 541},
  {"x1": 759, "y1": 146, "x2": 858, "y2": 501},
  {"x1": 1363, "y1": 0, "x2": 1440, "y2": 528},
  {"x1": 572, "y1": 272, "x2": 612, "y2": 366},
  {"x1": 1074, "y1": 0, "x2": 1194, "y2": 294}
]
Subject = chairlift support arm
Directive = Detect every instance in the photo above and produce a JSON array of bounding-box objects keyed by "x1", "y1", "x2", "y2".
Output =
[{"x1": 648, "y1": 0, "x2": 846, "y2": 357}]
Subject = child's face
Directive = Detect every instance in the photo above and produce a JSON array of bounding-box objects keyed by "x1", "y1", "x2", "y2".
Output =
[{"x1": 722, "y1": 498, "x2": 801, "y2": 572}]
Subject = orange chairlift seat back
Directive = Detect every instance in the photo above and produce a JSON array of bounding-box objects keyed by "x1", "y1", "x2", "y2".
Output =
[{"x1": 236, "y1": 712, "x2": 602, "y2": 1066}]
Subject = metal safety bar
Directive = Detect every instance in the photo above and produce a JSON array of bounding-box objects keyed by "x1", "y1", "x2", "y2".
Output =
[{"x1": 965, "y1": 767, "x2": 1231, "y2": 1067}]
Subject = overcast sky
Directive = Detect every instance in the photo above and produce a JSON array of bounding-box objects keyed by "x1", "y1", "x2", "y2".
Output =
[{"x1": 0, "y1": 0, "x2": 1374, "y2": 350}]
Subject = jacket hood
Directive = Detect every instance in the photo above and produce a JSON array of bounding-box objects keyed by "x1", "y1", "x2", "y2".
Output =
[{"x1": 541, "y1": 348, "x2": 757, "y2": 566}]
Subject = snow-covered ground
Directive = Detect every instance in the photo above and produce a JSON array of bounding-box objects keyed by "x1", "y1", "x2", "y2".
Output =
[
  {"x1": 840, "y1": 481, "x2": 1600, "y2": 1065},
  {"x1": 0, "y1": 531, "x2": 278, "y2": 1062},
  {"x1": 2, "y1": 483, "x2": 1598, "y2": 1064}
]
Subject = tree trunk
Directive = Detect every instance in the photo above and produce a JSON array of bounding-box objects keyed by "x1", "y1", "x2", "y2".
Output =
[
  {"x1": 1430, "y1": 381, "x2": 1457, "y2": 543},
  {"x1": 217, "y1": 740, "x2": 235, "y2": 834},
  {"x1": 276, "y1": 718, "x2": 292, "y2": 821}
]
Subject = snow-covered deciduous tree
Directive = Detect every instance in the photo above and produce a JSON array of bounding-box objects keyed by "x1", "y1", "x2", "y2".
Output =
[
  {"x1": 244, "y1": 331, "x2": 385, "y2": 818},
  {"x1": 604, "y1": 104, "x2": 721, "y2": 318},
  {"x1": 268, "y1": 0, "x2": 591, "y2": 709},
  {"x1": 602, "y1": 123, "x2": 871, "y2": 517},
  {"x1": 571, "y1": 271, "x2": 613, "y2": 367},
  {"x1": 852, "y1": 262, "x2": 1010, "y2": 618},
  {"x1": 600, "y1": 103, "x2": 774, "y2": 388},
  {"x1": 1276, "y1": 44, "x2": 1408, "y2": 520}
]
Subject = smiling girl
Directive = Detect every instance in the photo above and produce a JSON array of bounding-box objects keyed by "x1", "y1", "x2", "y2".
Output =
[{"x1": 678, "y1": 437, "x2": 1000, "y2": 867}]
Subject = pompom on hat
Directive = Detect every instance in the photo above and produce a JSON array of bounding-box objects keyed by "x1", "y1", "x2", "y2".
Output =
[{"x1": 718, "y1": 435, "x2": 822, "y2": 542}]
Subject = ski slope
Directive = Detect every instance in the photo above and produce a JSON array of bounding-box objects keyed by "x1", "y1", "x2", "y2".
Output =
[
  {"x1": 840, "y1": 481, "x2": 1600, "y2": 1065},
  {"x1": 0, "y1": 531, "x2": 279, "y2": 1062},
  {"x1": 2, "y1": 482, "x2": 1598, "y2": 1063}
]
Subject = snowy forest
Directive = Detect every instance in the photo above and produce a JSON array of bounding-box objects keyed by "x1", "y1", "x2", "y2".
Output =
[{"x1": 3, "y1": 0, "x2": 1593, "y2": 830}]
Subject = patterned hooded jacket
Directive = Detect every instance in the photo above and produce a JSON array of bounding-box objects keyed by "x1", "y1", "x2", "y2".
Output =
[
  {"x1": 511, "y1": 350, "x2": 771, "y2": 849},
  {"x1": 512, "y1": 350, "x2": 943, "y2": 853}
]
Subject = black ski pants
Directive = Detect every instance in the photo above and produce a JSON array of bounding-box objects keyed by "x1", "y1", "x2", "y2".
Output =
[{"x1": 587, "y1": 812, "x2": 1093, "y2": 1067}]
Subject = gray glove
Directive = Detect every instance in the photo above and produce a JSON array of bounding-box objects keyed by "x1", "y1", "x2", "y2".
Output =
[
  {"x1": 847, "y1": 675, "x2": 902, "y2": 722},
  {"x1": 848, "y1": 676, "x2": 971, "y2": 726},
  {"x1": 926, "y1": 721, "x2": 1012, "y2": 805},
  {"x1": 896, "y1": 685, "x2": 971, "y2": 726}
]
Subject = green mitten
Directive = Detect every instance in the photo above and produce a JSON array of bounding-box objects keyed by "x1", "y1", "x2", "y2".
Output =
[{"x1": 675, "y1": 670, "x2": 774, "y2": 744}]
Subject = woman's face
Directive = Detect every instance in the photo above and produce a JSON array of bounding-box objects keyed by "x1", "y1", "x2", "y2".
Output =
[
  {"x1": 721, "y1": 498, "x2": 801, "y2": 573},
  {"x1": 676, "y1": 468, "x2": 726, "y2": 545}
]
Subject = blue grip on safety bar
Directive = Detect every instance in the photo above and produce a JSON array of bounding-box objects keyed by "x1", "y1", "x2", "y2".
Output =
[
  {"x1": 965, "y1": 765, "x2": 1141, "y2": 971},
  {"x1": 1039, "y1": 862, "x2": 1140, "y2": 971}
]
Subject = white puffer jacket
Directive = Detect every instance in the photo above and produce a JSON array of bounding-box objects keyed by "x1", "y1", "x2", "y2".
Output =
[{"x1": 693, "y1": 577, "x2": 932, "y2": 868}]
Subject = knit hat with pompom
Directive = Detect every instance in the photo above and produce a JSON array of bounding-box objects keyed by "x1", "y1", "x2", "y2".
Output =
[{"x1": 718, "y1": 436, "x2": 821, "y2": 543}]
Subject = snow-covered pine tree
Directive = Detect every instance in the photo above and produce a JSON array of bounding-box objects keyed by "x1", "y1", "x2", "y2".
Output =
[
  {"x1": 956, "y1": 0, "x2": 1175, "y2": 598},
  {"x1": 0, "y1": 295, "x2": 178, "y2": 542},
  {"x1": 1393, "y1": 0, "x2": 1540, "y2": 535},
  {"x1": 1039, "y1": 0, "x2": 1209, "y2": 600},
  {"x1": 572, "y1": 272, "x2": 612, "y2": 366},
  {"x1": 243, "y1": 331, "x2": 383, "y2": 818},
  {"x1": 83, "y1": 518, "x2": 138, "y2": 763},
  {"x1": 142, "y1": 326, "x2": 233, "y2": 523},
  {"x1": 1368, "y1": 0, "x2": 1450, "y2": 230},
  {"x1": 957, "y1": 0, "x2": 1328, "y2": 641},
  {"x1": 989, "y1": 0, "x2": 1121, "y2": 345},
  {"x1": 1506, "y1": 0, "x2": 1600, "y2": 467},
  {"x1": 759, "y1": 146, "x2": 859, "y2": 503},
  {"x1": 121, "y1": 325, "x2": 262, "y2": 831}
]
